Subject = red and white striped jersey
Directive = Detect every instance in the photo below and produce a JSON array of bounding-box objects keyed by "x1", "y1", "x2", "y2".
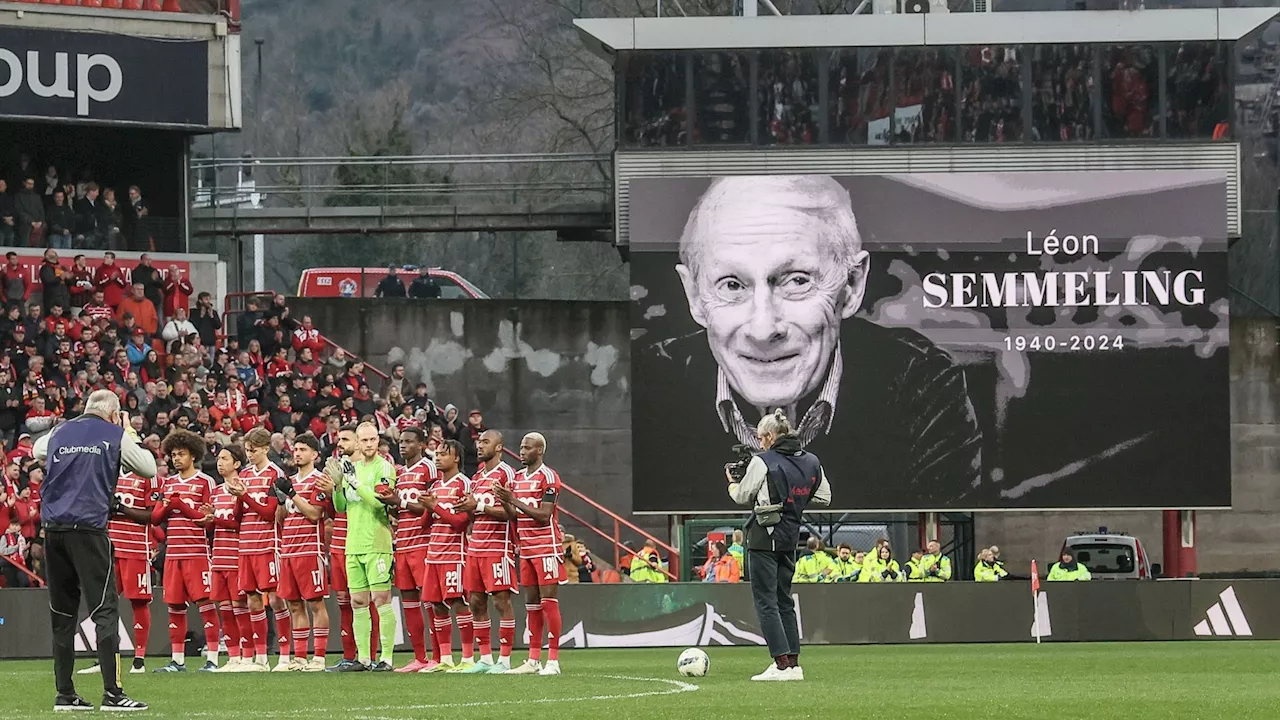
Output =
[
  {"x1": 394, "y1": 457, "x2": 438, "y2": 554},
  {"x1": 210, "y1": 483, "x2": 240, "y2": 572},
  {"x1": 280, "y1": 469, "x2": 326, "y2": 558},
  {"x1": 512, "y1": 464, "x2": 562, "y2": 560},
  {"x1": 468, "y1": 462, "x2": 516, "y2": 558},
  {"x1": 330, "y1": 513, "x2": 347, "y2": 554},
  {"x1": 109, "y1": 473, "x2": 158, "y2": 561},
  {"x1": 238, "y1": 462, "x2": 285, "y2": 556},
  {"x1": 158, "y1": 471, "x2": 215, "y2": 560},
  {"x1": 426, "y1": 472, "x2": 471, "y2": 565}
]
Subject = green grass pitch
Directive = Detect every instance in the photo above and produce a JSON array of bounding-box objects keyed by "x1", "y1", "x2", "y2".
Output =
[{"x1": 3, "y1": 643, "x2": 1279, "y2": 719}]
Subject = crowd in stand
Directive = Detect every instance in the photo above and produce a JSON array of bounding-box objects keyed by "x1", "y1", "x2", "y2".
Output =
[
  {"x1": 0, "y1": 155, "x2": 154, "y2": 250},
  {"x1": 0, "y1": 249, "x2": 492, "y2": 587}
]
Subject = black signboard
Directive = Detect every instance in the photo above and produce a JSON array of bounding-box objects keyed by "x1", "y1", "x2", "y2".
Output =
[{"x1": 0, "y1": 26, "x2": 209, "y2": 127}]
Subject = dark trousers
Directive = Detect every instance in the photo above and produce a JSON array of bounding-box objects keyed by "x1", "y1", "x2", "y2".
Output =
[
  {"x1": 45, "y1": 527, "x2": 121, "y2": 697},
  {"x1": 748, "y1": 549, "x2": 800, "y2": 659}
]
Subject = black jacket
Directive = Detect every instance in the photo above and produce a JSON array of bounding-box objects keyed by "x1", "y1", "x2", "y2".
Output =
[
  {"x1": 46, "y1": 203, "x2": 74, "y2": 236},
  {"x1": 133, "y1": 264, "x2": 164, "y2": 310},
  {"x1": 192, "y1": 306, "x2": 221, "y2": 347},
  {"x1": 39, "y1": 262, "x2": 71, "y2": 312},
  {"x1": 408, "y1": 276, "x2": 441, "y2": 298},
  {"x1": 376, "y1": 275, "x2": 407, "y2": 298}
]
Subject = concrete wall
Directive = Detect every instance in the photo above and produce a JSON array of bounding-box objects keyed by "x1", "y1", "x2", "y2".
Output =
[
  {"x1": 978, "y1": 317, "x2": 1280, "y2": 575},
  {"x1": 288, "y1": 298, "x2": 642, "y2": 540}
]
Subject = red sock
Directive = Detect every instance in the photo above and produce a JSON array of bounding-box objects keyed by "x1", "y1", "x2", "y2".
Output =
[
  {"x1": 434, "y1": 612, "x2": 453, "y2": 660},
  {"x1": 314, "y1": 627, "x2": 329, "y2": 659},
  {"x1": 198, "y1": 604, "x2": 221, "y2": 657},
  {"x1": 218, "y1": 608, "x2": 240, "y2": 659},
  {"x1": 473, "y1": 616, "x2": 491, "y2": 658},
  {"x1": 274, "y1": 609, "x2": 292, "y2": 657},
  {"x1": 543, "y1": 598, "x2": 562, "y2": 662},
  {"x1": 234, "y1": 607, "x2": 253, "y2": 659},
  {"x1": 426, "y1": 605, "x2": 440, "y2": 662},
  {"x1": 338, "y1": 600, "x2": 355, "y2": 661},
  {"x1": 403, "y1": 601, "x2": 426, "y2": 662},
  {"x1": 292, "y1": 628, "x2": 309, "y2": 659},
  {"x1": 457, "y1": 612, "x2": 474, "y2": 661},
  {"x1": 167, "y1": 607, "x2": 187, "y2": 658},
  {"x1": 131, "y1": 600, "x2": 151, "y2": 659},
  {"x1": 499, "y1": 618, "x2": 515, "y2": 659},
  {"x1": 526, "y1": 603, "x2": 543, "y2": 663},
  {"x1": 370, "y1": 604, "x2": 381, "y2": 657},
  {"x1": 250, "y1": 610, "x2": 269, "y2": 658}
]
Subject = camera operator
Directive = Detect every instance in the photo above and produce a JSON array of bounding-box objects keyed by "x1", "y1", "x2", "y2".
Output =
[{"x1": 726, "y1": 410, "x2": 830, "y2": 682}]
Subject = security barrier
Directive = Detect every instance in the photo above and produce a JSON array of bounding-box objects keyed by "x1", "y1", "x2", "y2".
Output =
[{"x1": 0, "y1": 580, "x2": 1272, "y2": 659}]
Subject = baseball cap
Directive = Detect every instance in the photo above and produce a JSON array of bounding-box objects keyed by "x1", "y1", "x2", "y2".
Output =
[{"x1": 469, "y1": 409, "x2": 482, "y2": 416}]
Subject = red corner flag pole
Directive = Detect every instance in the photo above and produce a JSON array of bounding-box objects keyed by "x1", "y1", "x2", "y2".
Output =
[{"x1": 1030, "y1": 559, "x2": 1041, "y2": 644}]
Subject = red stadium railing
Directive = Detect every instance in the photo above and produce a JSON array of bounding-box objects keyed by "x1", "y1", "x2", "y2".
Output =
[
  {"x1": 0, "y1": 553, "x2": 46, "y2": 588},
  {"x1": 501, "y1": 447, "x2": 678, "y2": 581}
]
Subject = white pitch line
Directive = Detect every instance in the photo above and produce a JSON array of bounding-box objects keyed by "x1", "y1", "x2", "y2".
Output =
[{"x1": 183, "y1": 674, "x2": 700, "y2": 718}]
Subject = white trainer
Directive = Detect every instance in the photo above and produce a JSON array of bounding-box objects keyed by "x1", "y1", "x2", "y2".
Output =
[
  {"x1": 537, "y1": 660, "x2": 561, "y2": 676},
  {"x1": 786, "y1": 666, "x2": 805, "y2": 681},
  {"x1": 505, "y1": 659, "x2": 542, "y2": 675},
  {"x1": 272, "y1": 658, "x2": 292, "y2": 673},
  {"x1": 750, "y1": 664, "x2": 797, "y2": 681}
]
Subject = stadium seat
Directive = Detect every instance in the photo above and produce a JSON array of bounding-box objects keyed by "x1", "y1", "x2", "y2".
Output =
[
  {"x1": 81, "y1": 0, "x2": 105, "y2": 7},
  {"x1": 142, "y1": 0, "x2": 162, "y2": 9},
  {"x1": 121, "y1": 0, "x2": 143, "y2": 9},
  {"x1": 39, "y1": 0, "x2": 62, "y2": 5},
  {"x1": 161, "y1": 0, "x2": 181, "y2": 9},
  {"x1": 101, "y1": 0, "x2": 123, "y2": 7}
]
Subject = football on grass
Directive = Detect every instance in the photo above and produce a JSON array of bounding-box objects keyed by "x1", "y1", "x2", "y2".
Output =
[{"x1": 677, "y1": 648, "x2": 709, "y2": 677}]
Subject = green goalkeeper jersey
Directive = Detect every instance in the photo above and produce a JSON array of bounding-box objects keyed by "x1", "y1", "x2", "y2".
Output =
[{"x1": 333, "y1": 454, "x2": 397, "y2": 555}]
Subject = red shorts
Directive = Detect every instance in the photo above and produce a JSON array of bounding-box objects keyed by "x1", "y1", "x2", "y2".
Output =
[
  {"x1": 519, "y1": 555, "x2": 567, "y2": 588},
  {"x1": 279, "y1": 555, "x2": 328, "y2": 602},
  {"x1": 114, "y1": 557, "x2": 152, "y2": 601},
  {"x1": 238, "y1": 553, "x2": 279, "y2": 594},
  {"x1": 209, "y1": 568, "x2": 243, "y2": 603},
  {"x1": 162, "y1": 556, "x2": 211, "y2": 605},
  {"x1": 464, "y1": 555, "x2": 517, "y2": 594},
  {"x1": 330, "y1": 552, "x2": 347, "y2": 593},
  {"x1": 394, "y1": 549, "x2": 429, "y2": 592},
  {"x1": 423, "y1": 562, "x2": 465, "y2": 603}
]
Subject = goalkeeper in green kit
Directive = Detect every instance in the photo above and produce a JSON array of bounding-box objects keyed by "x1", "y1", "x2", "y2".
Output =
[{"x1": 327, "y1": 422, "x2": 400, "y2": 672}]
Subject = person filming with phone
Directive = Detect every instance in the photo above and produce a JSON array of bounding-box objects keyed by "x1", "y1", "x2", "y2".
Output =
[
  {"x1": 725, "y1": 410, "x2": 830, "y2": 683},
  {"x1": 34, "y1": 390, "x2": 156, "y2": 712}
]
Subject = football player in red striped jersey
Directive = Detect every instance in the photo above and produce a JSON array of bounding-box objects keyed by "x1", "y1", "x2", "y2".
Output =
[
  {"x1": 223, "y1": 428, "x2": 284, "y2": 671},
  {"x1": 275, "y1": 433, "x2": 331, "y2": 672},
  {"x1": 152, "y1": 430, "x2": 222, "y2": 673},
  {"x1": 494, "y1": 432, "x2": 565, "y2": 676},
  {"x1": 419, "y1": 439, "x2": 475, "y2": 672},
  {"x1": 390, "y1": 426, "x2": 440, "y2": 672},
  {"x1": 459, "y1": 430, "x2": 518, "y2": 674},
  {"x1": 209, "y1": 444, "x2": 254, "y2": 672},
  {"x1": 104, "y1": 472, "x2": 159, "y2": 675}
]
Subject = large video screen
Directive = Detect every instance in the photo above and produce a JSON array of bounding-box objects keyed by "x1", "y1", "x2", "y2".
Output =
[{"x1": 629, "y1": 172, "x2": 1230, "y2": 512}]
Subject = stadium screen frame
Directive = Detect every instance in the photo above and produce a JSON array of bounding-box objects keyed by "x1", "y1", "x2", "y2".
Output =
[{"x1": 627, "y1": 169, "x2": 1230, "y2": 514}]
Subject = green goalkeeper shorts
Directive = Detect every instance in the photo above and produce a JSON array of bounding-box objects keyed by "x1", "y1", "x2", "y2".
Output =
[{"x1": 346, "y1": 552, "x2": 394, "y2": 593}]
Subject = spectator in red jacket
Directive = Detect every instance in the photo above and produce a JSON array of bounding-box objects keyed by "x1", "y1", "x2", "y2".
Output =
[
  {"x1": 238, "y1": 399, "x2": 269, "y2": 432},
  {"x1": 265, "y1": 347, "x2": 292, "y2": 379},
  {"x1": 95, "y1": 251, "x2": 129, "y2": 308},
  {"x1": 162, "y1": 264, "x2": 192, "y2": 317},
  {"x1": 81, "y1": 288, "x2": 114, "y2": 323},
  {"x1": 291, "y1": 315, "x2": 325, "y2": 356},
  {"x1": 6, "y1": 433, "x2": 32, "y2": 465}
]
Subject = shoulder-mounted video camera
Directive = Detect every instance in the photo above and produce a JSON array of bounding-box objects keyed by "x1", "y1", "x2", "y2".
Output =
[{"x1": 725, "y1": 444, "x2": 755, "y2": 482}]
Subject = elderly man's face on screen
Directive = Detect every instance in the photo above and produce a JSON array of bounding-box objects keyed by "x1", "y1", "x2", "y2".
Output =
[{"x1": 676, "y1": 176, "x2": 870, "y2": 410}]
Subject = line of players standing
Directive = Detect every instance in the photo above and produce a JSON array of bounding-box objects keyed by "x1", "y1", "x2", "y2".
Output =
[{"x1": 84, "y1": 421, "x2": 568, "y2": 677}]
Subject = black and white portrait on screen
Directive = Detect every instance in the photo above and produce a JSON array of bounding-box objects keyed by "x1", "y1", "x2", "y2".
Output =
[{"x1": 628, "y1": 171, "x2": 1231, "y2": 513}]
